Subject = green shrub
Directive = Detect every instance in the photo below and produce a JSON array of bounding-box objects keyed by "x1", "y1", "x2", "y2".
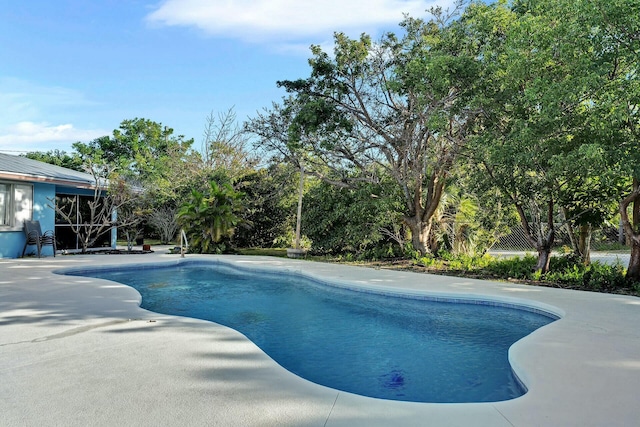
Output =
[
  {"x1": 301, "y1": 180, "x2": 404, "y2": 255},
  {"x1": 177, "y1": 181, "x2": 244, "y2": 254},
  {"x1": 404, "y1": 244, "x2": 421, "y2": 260},
  {"x1": 582, "y1": 262, "x2": 627, "y2": 291},
  {"x1": 483, "y1": 255, "x2": 537, "y2": 279},
  {"x1": 545, "y1": 264, "x2": 585, "y2": 286},
  {"x1": 549, "y1": 252, "x2": 583, "y2": 271},
  {"x1": 416, "y1": 256, "x2": 446, "y2": 270},
  {"x1": 437, "y1": 249, "x2": 455, "y2": 261}
]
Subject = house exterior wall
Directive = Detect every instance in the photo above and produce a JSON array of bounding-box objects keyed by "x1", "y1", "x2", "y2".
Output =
[
  {"x1": 0, "y1": 153, "x2": 117, "y2": 258},
  {"x1": 0, "y1": 182, "x2": 55, "y2": 258},
  {"x1": 0, "y1": 182, "x2": 116, "y2": 258}
]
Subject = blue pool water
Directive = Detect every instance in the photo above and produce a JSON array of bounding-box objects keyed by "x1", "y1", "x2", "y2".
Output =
[{"x1": 67, "y1": 262, "x2": 557, "y2": 403}]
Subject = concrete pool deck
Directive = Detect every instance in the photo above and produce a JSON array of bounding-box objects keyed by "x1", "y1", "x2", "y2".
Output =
[{"x1": 1, "y1": 252, "x2": 639, "y2": 426}]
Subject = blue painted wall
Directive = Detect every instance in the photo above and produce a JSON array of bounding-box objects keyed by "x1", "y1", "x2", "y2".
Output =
[
  {"x1": 0, "y1": 182, "x2": 116, "y2": 258},
  {"x1": 0, "y1": 182, "x2": 56, "y2": 258},
  {"x1": 0, "y1": 227, "x2": 23, "y2": 259}
]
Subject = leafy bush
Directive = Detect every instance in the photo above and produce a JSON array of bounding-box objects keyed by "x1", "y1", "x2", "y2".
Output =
[
  {"x1": 582, "y1": 262, "x2": 628, "y2": 291},
  {"x1": 233, "y1": 166, "x2": 297, "y2": 248},
  {"x1": 302, "y1": 180, "x2": 404, "y2": 256},
  {"x1": 482, "y1": 253, "x2": 635, "y2": 293},
  {"x1": 483, "y1": 255, "x2": 538, "y2": 279},
  {"x1": 416, "y1": 256, "x2": 446, "y2": 270},
  {"x1": 413, "y1": 252, "x2": 493, "y2": 272},
  {"x1": 549, "y1": 252, "x2": 583, "y2": 271},
  {"x1": 177, "y1": 181, "x2": 244, "y2": 253},
  {"x1": 544, "y1": 264, "x2": 585, "y2": 286}
]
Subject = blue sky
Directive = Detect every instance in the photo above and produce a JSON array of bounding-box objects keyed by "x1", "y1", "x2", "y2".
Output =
[{"x1": 0, "y1": 0, "x2": 453, "y2": 154}]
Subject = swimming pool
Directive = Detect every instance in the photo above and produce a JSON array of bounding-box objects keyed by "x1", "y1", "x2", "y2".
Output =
[{"x1": 65, "y1": 260, "x2": 558, "y2": 403}]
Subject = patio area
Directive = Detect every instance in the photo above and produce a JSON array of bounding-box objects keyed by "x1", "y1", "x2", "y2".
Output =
[{"x1": 1, "y1": 251, "x2": 639, "y2": 426}]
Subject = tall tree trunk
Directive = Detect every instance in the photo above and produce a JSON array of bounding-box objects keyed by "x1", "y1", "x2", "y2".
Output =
[
  {"x1": 620, "y1": 178, "x2": 640, "y2": 281},
  {"x1": 534, "y1": 226, "x2": 555, "y2": 274},
  {"x1": 578, "y1": 224, "x2": 592, "y2": 265},
  {"x1": 403, "y1": 173, "x2": 445, "y2": 256},
  {"x1": 535, "y1": 246, "x2": 552, "y2": 273},
  {"x1": 404, "y1": 216, "x2": 433, "y2": 256},
  {"x1": 628, "y1": 241, "x2": 640, "y2": 280}
]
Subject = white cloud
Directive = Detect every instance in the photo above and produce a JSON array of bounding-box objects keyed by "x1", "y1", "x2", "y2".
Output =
[
  {"x1": 0, "y1": 77, "x2": 98, "y2": 126},
  {"x1": 0, "y1": 121, "x2": 108, "y2": 154},
  {"x1": 0, "y1": 78, "x2": 109, "y2": 153},
  {"x1": 147, "y1": 0, "x2": 454, "y2": 44}
]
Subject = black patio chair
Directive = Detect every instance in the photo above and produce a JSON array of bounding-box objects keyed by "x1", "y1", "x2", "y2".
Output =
[{"x1": 22, "y1": 220, "x2": 57, "y2": 258}]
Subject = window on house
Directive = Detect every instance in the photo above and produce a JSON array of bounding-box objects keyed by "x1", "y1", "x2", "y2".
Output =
[{"x1": 0, "y1": 182, "x2": 33, "y2": 230}]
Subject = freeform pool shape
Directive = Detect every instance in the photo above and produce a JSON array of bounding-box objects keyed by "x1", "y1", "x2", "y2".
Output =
[{"x1": 65, "y1": 261, "x2": 559, "y2": 403}]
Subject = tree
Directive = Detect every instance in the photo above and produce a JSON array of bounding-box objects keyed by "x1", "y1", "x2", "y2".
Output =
[
  {"x1": 147, "y1": 205, "x2": 180, "y2": 245},
  {"x1": 501, "y1": 0, "x2": 640, "y2": 277},
  {"x1": 23, "y1": 150, "x2": 84, "y2": 171},
  {"x1": 301, "y1": 177, "x2": 405, "y2": 256},
  {"x1": 463, "y1": 0, "x2": 617, "y2": 272},
  {"x1": 250, "y1": 2, "x2": 479, "y2": 256},
  {"x1": 177, "y1": 181, "x2": 244, "y2": 253},
  {"x1": 73, "y1": 118, "x2": 194, "y2": 179},
  {"x1": 586, "y1": 0, "x2": 640, "y2": 279},
  {"x1": 72, "y1": 118, "x2": 196, "y2": 205},
  {"x1": 115, "y1": 182, "x2": 148, "y2": 251},
  {"x1": 232, "y1": 164, "x2": 298, "y2": 249},
  {"x1": 557, "y1": 142, "x2": 623, "y2": 264},
  {"x1": 200, "y1": 108, "x2": 258, "y2": 179},
  {"x1": 72, "y1": 118, "x2": 201, "y2": 244}
]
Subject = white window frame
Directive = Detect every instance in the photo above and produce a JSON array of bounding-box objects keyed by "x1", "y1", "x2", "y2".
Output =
[{"x1": 0, "y1": 181, "x2": 33, "y2": 231}]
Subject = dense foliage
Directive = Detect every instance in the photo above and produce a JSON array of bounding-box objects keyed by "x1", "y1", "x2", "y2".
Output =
[
  {"x1": 301, "y1": 180, "x2": 405, "y2": 257},
  {"x1": 413, "y1": 252, "x2": 639, "y2": 296},
  {"x1": 24, "y1": 150, "x2": 84, "y2": 172},
  {"x1": 177, "y1": 181, "x2": 244, "y2": 253},
  {"x1": 247, "y1": 0, "x2": 640, "y2": 279},
  {"x1": 29, "y1": 0, "x2": 640, "y2": 291},
  {"x1": 251, "y1": 6, "x2": 478, "y2": 257},
  {"x1": 232, "y1": 165, "x2": 297, "y2": 248}
]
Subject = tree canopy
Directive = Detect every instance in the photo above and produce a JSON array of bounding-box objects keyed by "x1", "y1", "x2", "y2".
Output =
[
  {"x1": 25, "y1": 0, "x2": 640, "y2": 283},
  {"x1": 250, "y1": 2, "x2": 480, "y2": 256}
]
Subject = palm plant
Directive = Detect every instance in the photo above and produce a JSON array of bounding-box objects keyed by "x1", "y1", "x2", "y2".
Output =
[{"x1": 177, "y1": 181, "x2": 243, "y2": 253}]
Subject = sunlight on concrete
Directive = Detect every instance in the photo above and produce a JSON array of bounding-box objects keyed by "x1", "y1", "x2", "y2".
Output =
[
  {"x1": 236, "y1": 260, "x2": 287, "y2": 265},
  {"x1": 2, "y1": 308, "x2": 64, "y2": 318},
  {"x1": 2, "y1": 254, "x2": 639, "y2": 426},
  {"x1": 501, "y1": 286, "x2": 542, "y2": 293},
  {"x1": 588, "y1": 360, "x2": 640, "y2": 370}
]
